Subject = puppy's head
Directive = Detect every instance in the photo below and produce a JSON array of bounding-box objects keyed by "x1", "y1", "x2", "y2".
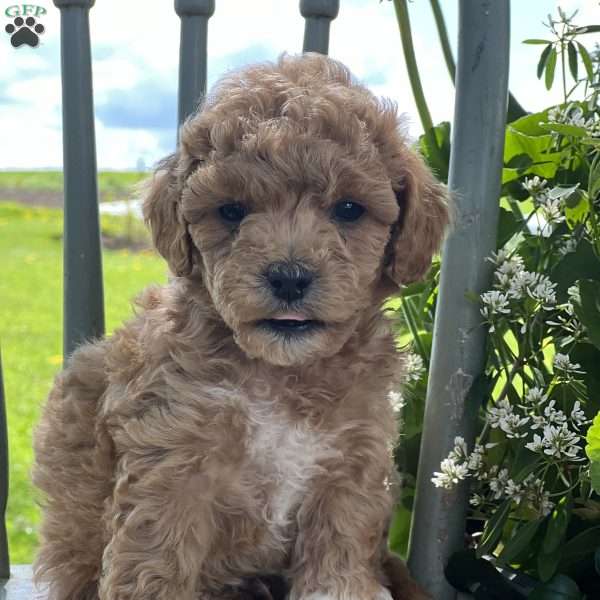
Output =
[{"x1": 144, "y1": 54, "x2": 449, "y2": 367}]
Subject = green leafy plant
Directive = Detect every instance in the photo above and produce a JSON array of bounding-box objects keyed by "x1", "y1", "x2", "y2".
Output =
[
  {"x1": 586, "y1": 414, "x2": 600, "y2": 493},
  {"x1": 525, "y1": 7, "x2": 598, "y2": 98},
  {"x1": 389, "y1": 5, "x2": 600, "y2": 598}
]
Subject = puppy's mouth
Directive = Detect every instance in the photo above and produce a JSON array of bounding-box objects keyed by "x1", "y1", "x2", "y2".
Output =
[{"x1": 257, "y1": 312, "x2": 325, "y2": 335}]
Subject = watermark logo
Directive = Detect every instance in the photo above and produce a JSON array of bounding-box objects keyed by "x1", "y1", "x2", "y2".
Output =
[{"x1": 4, "y1": 4, "x2": 46, "y2": 48}]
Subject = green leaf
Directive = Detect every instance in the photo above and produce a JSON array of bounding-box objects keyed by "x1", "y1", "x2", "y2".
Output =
[
  {"x1": 545, "y1": 48, "x2": 557, "y2": 90},
  {"x1": 564, "y1": 192, "x2": 589, "y2": 229},
  {"x1": 505, "y1": 153, "x2": 534, "y2": 170},
  {"x1": 497, "y1": 206, "x2": 520, "y2": 247},
  {"x1": 528, "y1": 574, "x2": 582, "y2": 599},
  {"x1": 418, "y1": 121, "x2": 451, "y2": 184},
  {"x1": 558, "y1": 526, "x2": 600, "y2": 571},
  {"x1": 477, "y1": 499, "x2": 511, "y2": 557},
  {"x1": 400, "y1": 281, "x2": 428, "y2": 298},
  {"x1": 589, "y1": 155, "x2": 600, "y2": 200},
  {"x1": 591, "y1": 462, "x2": 600, "y2": 495},
  {"x1": 510, "y1": 109, "x2": 553, "y2": 135},
  {"x1": 537, "y1": 44, "x2": 553, "y2": 79},
  {"x1": 542, "y1": 496, "x2": 570, "y2": 555},
  {"x1": 548, "y1": 184, "x2": 581, "y2": 200},
  {"x1": 502, "y1": 110, "x2": 563, "y2": 184},
  {"x1": 538, "y1": 545, "x2": 563, "y2": 582},
  {"x1": 586, "y1": 413, "x2": 600, "y2": 463},
  {"x1": 524, "y1": 38, "x2": 554, "y2": 44},
  {"x1": 577, "y1": 42, "x2": 594, "y2": 81},
  {"x1": 563, "y1": 186, "x2": 583, "y2": 207},
  {"x1": 567, "y1": 41, "x2": 578, "y2": 82},
  {"x1": 539, "y1": 122, "x2": 587, "y2": 137},
  {"x1": 498, "y1": 519, "x2": 543, "y2": 564},
  {"x1": 388, "y1": 503, "x2": 411, "y2": 557},
  {"x1": 574, "y1": 280, "x2": 600, "y2": 351},
  {"x1": 574, "y1": 25, "x2": 600, "y2": 34},
  {"x1": 552, "y1": 242, "x2": 600, "y2": 302}
]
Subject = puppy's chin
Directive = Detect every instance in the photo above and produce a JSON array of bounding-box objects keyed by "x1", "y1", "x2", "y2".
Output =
[{"x1": 233, "y1": 320, "x2": 357, "y2": 367}]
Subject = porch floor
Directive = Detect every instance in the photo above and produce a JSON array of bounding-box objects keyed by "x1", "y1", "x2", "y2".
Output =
[{"x1": 0, "y1": 565, "x2": 40, "y2": 599}]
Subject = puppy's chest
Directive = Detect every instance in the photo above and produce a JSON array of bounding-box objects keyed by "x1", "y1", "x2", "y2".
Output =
[{"x1": 245, "y1": 402, "x2": 335, "y2": 531}]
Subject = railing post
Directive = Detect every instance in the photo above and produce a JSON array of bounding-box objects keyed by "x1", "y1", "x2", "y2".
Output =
[
  {"x1": 407, "y1": 1, "x2": 510, "y2": 598},
  {"x1": 0, "y1": 349, "x2": 9, "y2": 581},
  {"x1": 54, "y1": 0, "x2": 104, "y2": 359},
  {"x1": 175, "y1": 0, "x2": 215, "y2": 128},
  {"x1": 300, "y1": 0, "x2": 339, "y2": 55}
]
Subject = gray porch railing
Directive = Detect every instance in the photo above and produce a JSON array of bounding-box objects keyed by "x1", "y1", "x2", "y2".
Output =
[
  {"x1": 0, "y1": 1, "x2": 511, "y2": 599},
  {"x1": 175, "y1": 0, "x2": 215, "y2": 128},
  {"x1": 301, "y1": 0, "x2": 339, "y2": 54},
  {"x1": 0, "y1": 350, "x2": 9, "y2": 581},
  {"x1": 407, "y1": 1, "x2": 510, "y2": 598},
  {"x1": 55, "y1": 0, "x2": 105, "y2": 359}
]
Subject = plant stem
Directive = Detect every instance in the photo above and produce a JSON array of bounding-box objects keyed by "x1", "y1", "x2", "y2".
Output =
[
  {"x1": 495, "y1": 356, "x2": 524, "y2": 403},
  {"x1": 561, "y1": 42, "x2": 567, "y2": 103},
  {"x1": 393, "y1": 0, "x2": 434, "y2": 133},
  {"x1": 429, "y1": 0, "x2": 455, "y2": 81},
  {"x1": 392, "y1": 0, "x2": 445, "y2": 169},
  {"x1": 428, "y1": 0, "x2": 527, "y2": 122},
  {"x1": 401, "y1": 298, "x2": 429, "y2": 366}
]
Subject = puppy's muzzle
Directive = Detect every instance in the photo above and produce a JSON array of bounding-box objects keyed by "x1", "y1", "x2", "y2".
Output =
[{"x1": 265, "y1": 261, "x2": 314, "y2": 303}]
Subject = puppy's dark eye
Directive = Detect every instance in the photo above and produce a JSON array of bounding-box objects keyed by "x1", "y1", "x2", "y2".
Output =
[
  {"x1": 218, "y1": 202, "x2": 247, "y2": 223},
  {"x1": 333, "y1": 199, "x2": 365, "y2": 222}
]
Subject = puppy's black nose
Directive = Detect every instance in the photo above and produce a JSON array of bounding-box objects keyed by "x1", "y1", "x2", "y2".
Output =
[{"x1": 265, "y1": 262, "x2": 313, "y2": 303}]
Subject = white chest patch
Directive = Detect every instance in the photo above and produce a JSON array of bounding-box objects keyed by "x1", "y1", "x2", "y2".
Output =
[
  {"x1": 245, "y1": 402, "x2": 336, "y2": 534},
  {"x1": 301, "y1": 586, "x2": 393, "y2": 600}
]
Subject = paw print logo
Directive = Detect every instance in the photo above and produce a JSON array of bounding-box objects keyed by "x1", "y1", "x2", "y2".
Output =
[{"x1": 5, "y1": 16, "x2": 45, "y2": 48}]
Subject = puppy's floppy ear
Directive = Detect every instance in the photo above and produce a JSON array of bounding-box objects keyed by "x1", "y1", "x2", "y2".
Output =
[
  {"x1": 384, "y1": 150, "x2": 450, "y2": 286},
  {"x1": 142, "y1": 153, "x2": 193, "y2": 277}
]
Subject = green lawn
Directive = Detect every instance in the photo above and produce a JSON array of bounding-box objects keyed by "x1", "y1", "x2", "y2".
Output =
[
  {"x1": 0, "y1": 170, "x2": 147, "y2": 202},
  {"x1": 0, "y1": 200, "x2": 166, "y2": 563}
]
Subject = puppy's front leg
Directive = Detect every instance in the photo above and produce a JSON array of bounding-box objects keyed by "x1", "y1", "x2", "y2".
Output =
[
  {"x1": 290, "y1": 425, "x2": 394, "y2": 600},
  {"x1": 98, "y1": 448, "x2": 220, "y2": 600}
]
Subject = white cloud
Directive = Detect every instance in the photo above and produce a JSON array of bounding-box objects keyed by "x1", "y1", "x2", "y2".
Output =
[{"x1": 0, "y1": 0, "x2": 598, "y2": 170}]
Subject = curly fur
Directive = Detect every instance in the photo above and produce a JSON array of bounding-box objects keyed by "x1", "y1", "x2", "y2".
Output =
[{"x1": 33, "y1": 53, "x2": 447, "y2": 600}]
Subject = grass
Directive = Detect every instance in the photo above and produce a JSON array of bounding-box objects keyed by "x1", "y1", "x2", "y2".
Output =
[
  {"x1": 0, "y1": 200, "x2": 166, "y2": 563},
  {"x1": 0, "y1": 171, "x2": 148, "y2": 201}
]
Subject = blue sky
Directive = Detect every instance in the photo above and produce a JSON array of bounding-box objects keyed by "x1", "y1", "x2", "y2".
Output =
[{"x1": 0, "y1": 0, "x2": 598, "y2": 170}]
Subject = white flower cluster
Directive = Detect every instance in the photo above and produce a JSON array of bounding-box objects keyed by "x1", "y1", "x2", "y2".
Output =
[
  {"x1": 547, "y1": 104, "x2": 599, "y2": 134},
  {"x1": 486, "y1": 379, "x2": 589, "y2": 457},
  {"x1": 522, "y1": 176, "x2": 570, "y2": 237},
  {"x1": 545, "y1": 285, "x2": 584, "y2": 347},
  {"x1": 487, "y1": 398, "x2": 530, "y2": 438},
  {"x1": 481, "y1": 252, "x2": 558, "y2": 332},
  {"x1": 558, "y1": 236, "x2": 579, "y2": 257},
  {"x1": 432, "y1": 374, "x2": 591, "y2": 515},
  {"x1": 431, "y1": 437, "x2": 555, "y2": 516},
  {"x1": 387, "y1": 351, "x2": 426, "y2": 416},
  {"x1": 553, "y1": 352, "x2": 584, "y2": 375},
  {"x1": 388, "y1": 390, "x2": 406, "y2": 414},
  {"x1": 404, "y1": 352, "x2": 425, "y2": 382},
  {"x1": 522, "y1": 175, "x2": 547, "y2": 196},
  {"x1": 431, "y1": 437, "x2": 484, "y2": 489},
  {"x1": 480, "y1": 469, "x2": 554, "y2": 515}
]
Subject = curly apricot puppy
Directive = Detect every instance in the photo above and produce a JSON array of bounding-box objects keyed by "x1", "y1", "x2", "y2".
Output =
[{"x1": 33, "y1": 54, "x2": 447, "y2": 600}]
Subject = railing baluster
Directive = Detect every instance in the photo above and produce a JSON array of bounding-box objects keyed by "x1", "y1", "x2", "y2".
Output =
[
  {"x1": 54, "y1": 0, "x2": 104, "y2": 359},
  {"x1": 175, "y1": 0, "x2": 215, "y2": 128},
  {"x1": 0, "y1": 349, "x2": 9, "y2": 581},
  {"x1": 300, "y1": 0, "x2": 339, "y2": 55},
  {"x1": 407, "y1": 1, "x2": 510, "y2": 598}
]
